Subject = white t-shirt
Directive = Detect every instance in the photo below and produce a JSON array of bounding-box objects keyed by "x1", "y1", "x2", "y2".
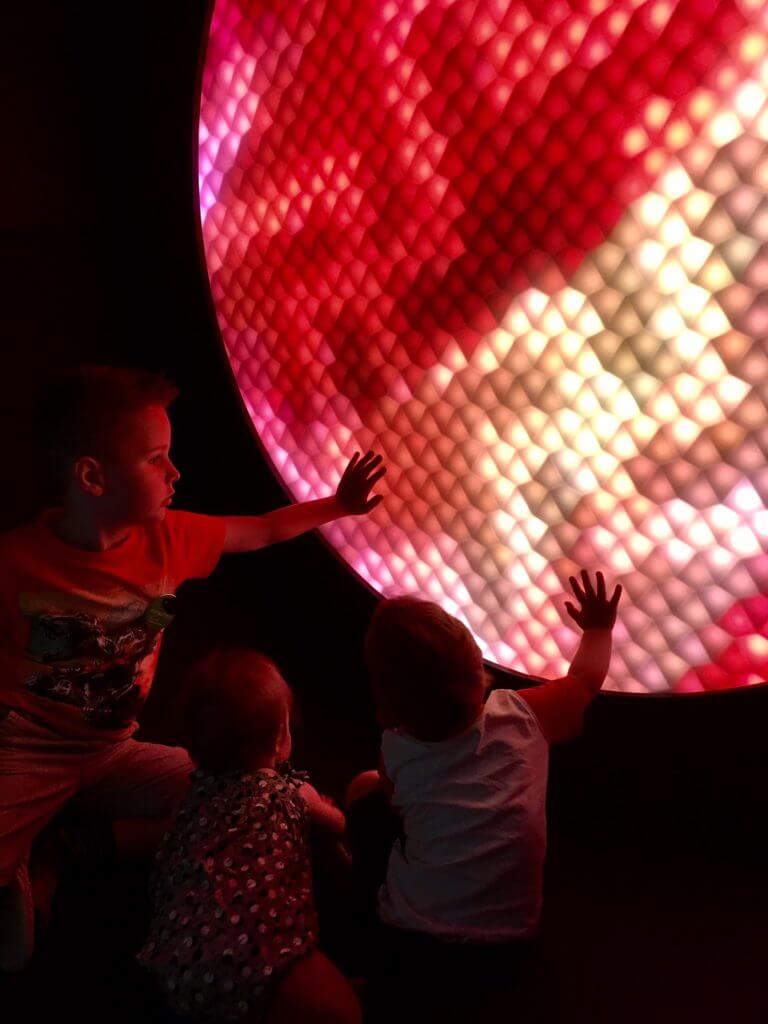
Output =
[{"x1": 378, "y1": 688, "x2": 549, "y2": 942}]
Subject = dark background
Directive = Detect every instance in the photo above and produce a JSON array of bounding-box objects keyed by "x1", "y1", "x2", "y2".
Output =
[{"x1": 2, "y1": 2, "x2": 768, "y2": 1020}]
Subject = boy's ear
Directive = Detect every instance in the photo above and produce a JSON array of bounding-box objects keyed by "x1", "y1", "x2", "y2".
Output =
[{"x1": 73, "y1": 456, "x2": 106, "y2": 497}]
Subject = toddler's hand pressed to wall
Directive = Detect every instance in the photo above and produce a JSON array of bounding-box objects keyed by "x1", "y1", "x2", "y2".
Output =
[{"x1": 565, "y1": 570, "x2": 622, "y2": 630}]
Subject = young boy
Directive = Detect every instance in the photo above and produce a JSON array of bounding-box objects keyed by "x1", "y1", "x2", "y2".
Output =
[
  {"x1": 347, "y1": 571, "x2": 621, "y2": 955},
  {"x1": 0, "y1": 365, "x2": 385, "y2": 972}
]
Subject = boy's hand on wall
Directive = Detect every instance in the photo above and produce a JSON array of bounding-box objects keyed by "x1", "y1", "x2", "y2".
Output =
[
  {"x1": 565, "y1": 570, "x2": 622, "y2": 630},
  {"x1": 335, "y1": 450, "x2": 386, "y2": 514}
]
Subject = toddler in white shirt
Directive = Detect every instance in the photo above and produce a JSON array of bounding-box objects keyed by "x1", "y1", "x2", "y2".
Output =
[{"x1": 347, "y1": 570, "x2": 621, "y2": 945}]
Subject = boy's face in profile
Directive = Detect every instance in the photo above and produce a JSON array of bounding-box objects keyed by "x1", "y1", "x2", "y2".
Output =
[{"x1": 90, "y1": 404, "x2": 180, "y2": 525}]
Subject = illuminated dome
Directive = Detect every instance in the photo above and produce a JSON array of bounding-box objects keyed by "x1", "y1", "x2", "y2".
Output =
[{"x1": 198, "y1": 0, "x2": 768, "y2": 693}]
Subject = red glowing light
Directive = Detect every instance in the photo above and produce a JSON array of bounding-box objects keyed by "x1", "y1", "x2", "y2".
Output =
[{"x1": 199, "y1": 0, "x2": 768, "y2": 692}]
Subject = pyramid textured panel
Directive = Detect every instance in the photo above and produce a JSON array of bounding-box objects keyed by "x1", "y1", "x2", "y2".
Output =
[{"x1": 199, "y1": 0, "x2": 768, "y2": 692}]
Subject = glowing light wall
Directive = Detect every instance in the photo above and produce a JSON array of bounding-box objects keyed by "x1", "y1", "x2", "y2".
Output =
[{"x1": 199, "y1": 0, "x2": 768, "y2": 693}]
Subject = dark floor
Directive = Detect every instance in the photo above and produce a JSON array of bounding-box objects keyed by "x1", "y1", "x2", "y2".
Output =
[
  {"x1": 3, "y1": 697, "x2": 768, "y2": 1024},
  {"x1": 2, "y1": 832, "x2": 767, "y2": 1024}
]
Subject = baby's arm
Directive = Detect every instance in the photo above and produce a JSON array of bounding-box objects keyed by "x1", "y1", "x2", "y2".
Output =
[
  {"x1": 297, "y1": 781, "x2": 347, "y2": 836},
  {"x1": 221, "y1": 451, "x2": 385, "y2": 553},
  {"x1": 520, "y1": 570, "x2": 621, "y2": 744},
  {"x1": 298, "y1": 783, "x2": 354, "y2": 889}
]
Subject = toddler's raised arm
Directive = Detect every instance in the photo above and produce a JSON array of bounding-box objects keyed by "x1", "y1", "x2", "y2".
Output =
[{"x1": 520, "y1": 570, "x2": 621, "y2": 744}]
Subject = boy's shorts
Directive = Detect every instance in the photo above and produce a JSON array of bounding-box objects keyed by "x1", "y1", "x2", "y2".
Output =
[{"x1": 0, "y1": 709, "x2": 193, "y2": 886}]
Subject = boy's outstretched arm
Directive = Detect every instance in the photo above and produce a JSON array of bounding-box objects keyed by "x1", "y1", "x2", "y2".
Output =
[
  {"x1": 520, "y1": 570, "x2": 622, "y2": 745},
  {"x1": 222, "y1": 451, "x2": 385, "y2": 553}
]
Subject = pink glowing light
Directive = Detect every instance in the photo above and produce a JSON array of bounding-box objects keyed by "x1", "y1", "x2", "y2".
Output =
[{"x1": 199, "y1": 0, "x2": 768, "y2": 692}]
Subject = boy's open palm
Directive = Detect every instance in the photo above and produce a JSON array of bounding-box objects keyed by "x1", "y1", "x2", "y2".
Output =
[
  {"x1": 336, "y1": 450, "x2": 386, "y2": 514},
  {"x1": 565, "y1": 570, "x2": 622, "y2": 630}
]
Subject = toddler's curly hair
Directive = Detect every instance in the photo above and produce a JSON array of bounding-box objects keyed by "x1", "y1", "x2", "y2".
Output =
[{"x1": 365, "y1": 597, "x2": 487, "y2": 742}]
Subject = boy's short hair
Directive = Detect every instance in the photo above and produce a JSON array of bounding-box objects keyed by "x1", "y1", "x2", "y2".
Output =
[
  {"x1": 179, "y1": 648, "x2": 293, "y2": 772},
  {"x1": 365, "y1": 597, "x2": 487, "y2": 742},
  {"x1": 36, "y1": 365, "x2": 179, "y2": 479}
]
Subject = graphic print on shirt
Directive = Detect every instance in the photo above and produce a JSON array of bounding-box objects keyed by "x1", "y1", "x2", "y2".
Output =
[{"x1": 19, "y1": 590, "x2": 163, "y2": 729}]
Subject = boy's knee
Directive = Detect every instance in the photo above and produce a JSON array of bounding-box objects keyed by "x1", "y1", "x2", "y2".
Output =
[{"x1": 345, "y1": 770, "x2": 383, "y2": 808}]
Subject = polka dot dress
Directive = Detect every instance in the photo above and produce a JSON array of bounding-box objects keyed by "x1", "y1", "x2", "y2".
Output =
[{"x1": 138, "y1": 766, "x2": 318, "y2": 1021}]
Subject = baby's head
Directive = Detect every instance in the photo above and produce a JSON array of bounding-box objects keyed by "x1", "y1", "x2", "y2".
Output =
[
  {"x1": 181, "y1": 648, "x2": 293, "y2": 772},
  {"x1": 365, "y1": 597, "x2": 487, "y2": 742},
  {"x1": 36, "y1": 365, "x2": 180, "y2": 525}
]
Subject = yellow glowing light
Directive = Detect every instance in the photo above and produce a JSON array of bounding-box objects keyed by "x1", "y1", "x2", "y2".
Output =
[
  {"x1": 699, "y1": 304, "x2": 730, "y2": 335},
  {"x1": 739, "y1": 30, "x2": 767, "y2": 63},
  {"x1": 671, "y1": 374, "x2": 701, "y2": 403},
  {"x1": 638, "y1": 192, "x2": 668, "y2": 229},
  {"x1": 635, "y1": 239, "x2": 666, "y2": 274},
  {"x1": 659, "y1": 212, "x2": 691, "y2": 246},
  {"x1": 734, "y1": 80, "x2": 766, "y2": 120},
  {"x1": 715, "y1": 375, "x2": 750, "y2": 405},
  {"x1": 645, "y1": 96, "x2": 673, "y2": 130},
  {"x1": 709, "y1": 111, "x2": 742, "y2": 146},
  {"x1": 624, "y1": 126, "x2": 649, "y2": 156},
  {"x1": 659, "y1": 164, "x2": 692, "y2": 200},
  {"x1": 657, "y1": 260, "x2": 687, "y2": 293},
  {"x1": 650, "y1": 303, "x2": 686, "y2": 337}
]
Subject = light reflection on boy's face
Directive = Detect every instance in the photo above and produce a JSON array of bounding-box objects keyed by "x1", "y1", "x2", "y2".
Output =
[{"x1": 98, "y1": 404, "x2": 180, "y2": 525}]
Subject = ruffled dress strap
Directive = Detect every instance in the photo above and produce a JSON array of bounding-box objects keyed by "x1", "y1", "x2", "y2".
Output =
[{"x1": 275, "y1": 760, "x2": 311, "y2": 787}]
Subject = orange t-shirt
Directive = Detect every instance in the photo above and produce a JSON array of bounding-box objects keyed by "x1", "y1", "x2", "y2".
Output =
[{"x1": 0, "y1": 509, "x2": 227, "y2": 741}]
